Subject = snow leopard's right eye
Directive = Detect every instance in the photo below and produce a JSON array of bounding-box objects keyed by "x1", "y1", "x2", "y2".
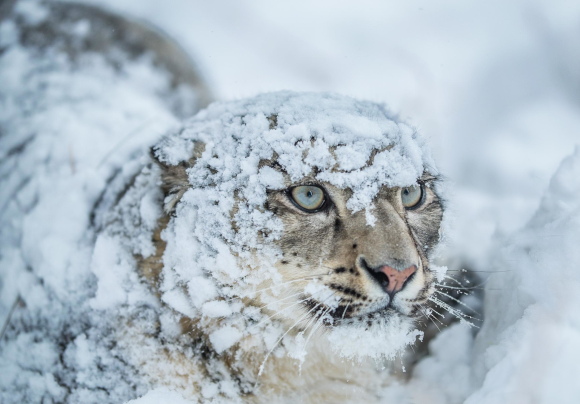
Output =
[{"x1": 289, "y1": 185, "x2": 326, "y2": 212}]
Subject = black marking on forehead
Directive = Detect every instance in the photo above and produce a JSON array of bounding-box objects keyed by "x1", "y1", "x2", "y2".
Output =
[{"x1": 259, "y1": 155, "x2": 288, "y2": 177}]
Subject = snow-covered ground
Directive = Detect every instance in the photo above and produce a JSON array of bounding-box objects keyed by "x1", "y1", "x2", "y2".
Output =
[{"x1": 1, "y1": 0, "x2": 580, "y2": 403}]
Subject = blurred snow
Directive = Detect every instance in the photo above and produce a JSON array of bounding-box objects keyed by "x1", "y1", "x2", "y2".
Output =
[
  {"x1": 72, "y1": 0, "x2": 580, "y2": 262},
  {"x1": 2, "y1": 0, "x2": 580, "y2": 402}
]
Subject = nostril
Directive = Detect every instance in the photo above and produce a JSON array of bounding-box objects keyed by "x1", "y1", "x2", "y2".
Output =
[
  {"x1": 360, "y1": 258, "x2": 390, "y2": 289},
  {"x1": 360, "y1": 258, "x2": 417, "y2": 295}
]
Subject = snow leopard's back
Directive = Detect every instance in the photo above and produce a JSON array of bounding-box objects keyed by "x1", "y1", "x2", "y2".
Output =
[{"x1": 0, "y1": 1, "x2": 210, "y2": 402}]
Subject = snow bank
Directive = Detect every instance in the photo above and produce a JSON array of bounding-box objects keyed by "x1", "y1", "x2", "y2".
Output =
[{"x1": 465, "y1": 147, "x2": 580, "y2": 404}]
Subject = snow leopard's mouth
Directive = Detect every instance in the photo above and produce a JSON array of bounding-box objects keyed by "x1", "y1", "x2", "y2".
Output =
[{"x1": 301, "y1": 297, "x2": 411, "y2": 328}]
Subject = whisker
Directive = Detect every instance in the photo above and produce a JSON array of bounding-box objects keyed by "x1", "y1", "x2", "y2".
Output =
[
  {"x1": 251, "y1": 273, "x2": 330, "y2": 293},
  {"x1": 418, "y1": 304, "x2": 443, "y2": 332},
  {"x1": 257, "y1": 291, "x2": 338, "y2": 377},
  {"x1": 303, "y1": 305, "x2": 333, "y2": 352},
  {"x1": 443, "y1": 274, "x2": 467, "y2": 288},
  {"x1": 435, "y1": 283, "x2": 485, "y2": 291},
  {"x1": 446, "y1": 269, "x2": 512, "y2": 273},
  {"x1": 257, "y1": 302, "x2": 321, "y2": 376},
  {"x1": 434, "y1": 289, "x2": 480, "y2": 314},
  {"x1": 340, "y1": 301, "x2": 352, "y2": 322},
  {"x1": 253, "y1": 287, "x2": 336, "y2": 328},
  {"x1": 425, "y1": 304, "x2": 446, "y2": 320},
  {"x1": 299, "y1": 307, "x2": 322, "y2": 340},
  {"x1": 437, "y1": 273, "x2": 490, "y2": 291},
  {"x1": 301, "y1": 292, "x2": 340, "y2": 354},
  {"x1": 257, "y1": 290, "x2": 306, "y2": 310},
  {"x1": 223, "y1": 273, "x2": 331, "y2": 302},
  {"x1": 428, "y1": 296, "x2": 481, "y2": 327},
  {"x1": 253, "y1": 295, "x2": 313, "y2": 328}
]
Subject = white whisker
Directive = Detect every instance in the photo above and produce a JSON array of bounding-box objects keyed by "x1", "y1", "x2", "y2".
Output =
[
  {"x1": 428, "y1": 296, "x2": 480, "y2": 327},
  {"x1": 257, "y1": 290, "x2": 306, "y2": 310},
  {"x1": 340, "y1": 301, "x2": 351, "y2": 322},
  {"x1": 257, "y1": 291, "x2": 338, "y2": 377},
  {"x1": 222, "y1": 274, "x2": 330, "y2": 303},
  {"x1": 434, "y1": 289, "x2": 480, "y2": 314},
  {"x1": 419, "y1": 304, "x2": 443, "y2": 332},
  {"x1": 257, "y1": 302, "x2": 321, "y2": 377}
]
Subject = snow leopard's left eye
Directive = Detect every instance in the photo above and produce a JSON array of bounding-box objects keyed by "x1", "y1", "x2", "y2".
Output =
[
  {"x1": 401, "y1": 184, "x2": 424, "y2": 209},
  {"x1": 289, "y1": 185, "x2": 326, "y2": 212}
]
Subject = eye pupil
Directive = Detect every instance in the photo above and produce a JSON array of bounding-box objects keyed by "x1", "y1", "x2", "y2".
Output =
[{"x1": 306, "y1": 191, "x2": 313, "y2": 197}]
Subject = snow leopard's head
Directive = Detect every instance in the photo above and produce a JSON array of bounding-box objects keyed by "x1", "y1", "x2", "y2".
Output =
[{"x1": 149, "y1": 91, "x2": 445, "y2": 359}]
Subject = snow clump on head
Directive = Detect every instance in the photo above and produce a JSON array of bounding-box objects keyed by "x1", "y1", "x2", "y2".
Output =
[{"x1": 152, "y1": 91, "x2": 436, "y2": 329}]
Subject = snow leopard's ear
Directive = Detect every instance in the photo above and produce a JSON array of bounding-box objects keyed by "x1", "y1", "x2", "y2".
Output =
[{"x1": 150, "y1": 141, "x2": 205, "y2": 214}]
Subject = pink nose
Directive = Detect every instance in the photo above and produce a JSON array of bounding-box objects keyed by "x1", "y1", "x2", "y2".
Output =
[{"x1": 378, "y1": 265, "x2": 417, "y2": 293}]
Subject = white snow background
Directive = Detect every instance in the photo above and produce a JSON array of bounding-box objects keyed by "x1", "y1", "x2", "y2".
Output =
[{"x1": 2, "y1": 0, "x2": 580, "y2": 403}]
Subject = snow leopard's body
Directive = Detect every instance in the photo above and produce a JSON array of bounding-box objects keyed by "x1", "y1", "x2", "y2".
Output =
[{"x1": 0, "y1": 2, "x2": 445, "y2": 403}]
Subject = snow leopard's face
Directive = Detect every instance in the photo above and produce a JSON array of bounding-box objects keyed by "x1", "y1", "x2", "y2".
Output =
[
  {"x1": 153, "y1": 137, "x2": 443, "y2": 339},
  {"x1": 259, "y1": 166, "x2": 443, "y2": 332},
  {"x1": 151, "y1": 93, "x2": 444, "y2": 354}
]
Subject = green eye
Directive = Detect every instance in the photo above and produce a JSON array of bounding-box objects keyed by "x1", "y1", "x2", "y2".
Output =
[
  {"x1": 401, "y1": 184, "x2": 423, "y2": 209},
  {"x1": 290, "y1": 186, "x2": 326, "y2": 212}
]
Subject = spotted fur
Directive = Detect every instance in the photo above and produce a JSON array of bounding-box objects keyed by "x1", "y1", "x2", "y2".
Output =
[{"x1": 138, "y1": 132, "x2": 445, "y2": 402}]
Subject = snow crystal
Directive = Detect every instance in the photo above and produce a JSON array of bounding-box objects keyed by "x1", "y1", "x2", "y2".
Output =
[
  {"x1": 202, "y1": 300, "x2": 233, "y2": 318},
  {"x1": 209, "y1": 326, "x2": 243, "y2": 354},
  {"x1": 126, "y1": 388, "x2": 194, "y2": 404},
  {"x1": 326, "y1": 315, "x2": 423, "y2": 361}
]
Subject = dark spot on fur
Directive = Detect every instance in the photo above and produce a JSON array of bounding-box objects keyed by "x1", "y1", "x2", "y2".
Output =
[
  {"x1": 297, "y1": 264, "x2": 302, "y2": 268},
  {"x1": 267, "y1": 114, "x2": 278, "y2": 130},
  {"x1": 334, "y1": 218, "x2": 342, "y2": 231},
  {"x1": 352, "y1": 244, "x2": 357, "y2": 249},
  {"x1": 349, "y1": 268, "x2": 356, "y2": 274},
  {"x1": 292, "y1": 252, "x2": 298, "y2": 257},
  {"x1": 329, "y1": 284, "x2": 344, "y2": 292},
  {"x1": 334, "y1": 267, "x2": 347, "y2": 274},
  {"x1": 329, "y1": 284, "x2": 362, "y2": 299},
  {"x1": 281, "y1": 260, "x2": 288, "y2": 265}
]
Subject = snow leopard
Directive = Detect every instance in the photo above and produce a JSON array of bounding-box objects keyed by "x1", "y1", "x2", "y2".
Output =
[
  {"x1": 102, "y1": 91, "x2": 447, "y2": 403},
  {"x1": 0, "y1": 2, "x2": 448, "y2": 403}
]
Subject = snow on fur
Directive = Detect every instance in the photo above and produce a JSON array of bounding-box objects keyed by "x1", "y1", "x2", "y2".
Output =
[{"x1": 151, "y1": 92, "x2": 437, "y2": 363}]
